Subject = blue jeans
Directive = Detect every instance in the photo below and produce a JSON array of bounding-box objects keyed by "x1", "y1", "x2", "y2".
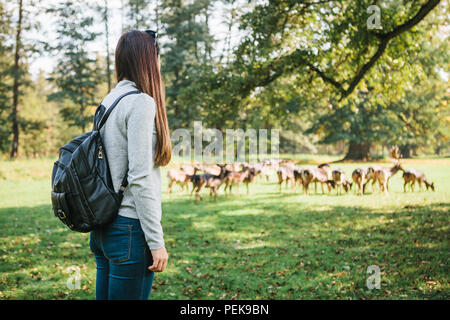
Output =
[{"x1": 89, "y1": 215, "x2": 154, "y2": 300}]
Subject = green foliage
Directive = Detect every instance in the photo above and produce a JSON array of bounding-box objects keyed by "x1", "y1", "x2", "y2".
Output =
[
  {"x1": 46, "y1": 0, "x2": 102, "y2": 132},
  {"x1": 306, "y1": 14, "x2": 449, "y2": 157},
  {"x1": 124, "y1": 0, "x2": 152, "y2": 30},
  {"x1": 178, "y1": 0, "x2": 447, "y2": 157},
  {"x1": 0, "y1": 0, "x2": 448, "y2": 158},
  {"x1": 161, "y1": 0, "x2": 218, "y2": 128}
]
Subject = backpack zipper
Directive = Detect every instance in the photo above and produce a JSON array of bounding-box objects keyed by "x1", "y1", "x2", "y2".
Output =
[{"x1": 98, "y1": 146, "x2": 103, "y2": 159}]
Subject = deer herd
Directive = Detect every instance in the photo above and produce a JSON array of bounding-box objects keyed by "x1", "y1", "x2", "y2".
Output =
[{"x1": 167, "y1": 147, "x2": 435, "y2": 203}]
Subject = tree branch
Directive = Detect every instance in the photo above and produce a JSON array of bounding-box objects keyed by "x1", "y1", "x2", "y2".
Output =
[
  {"x1": 237, "y1": 0, "x2": 441, "y2": 102},
  {"x1": 339, "y1": 0, "x2": 441, "y2": 100}
]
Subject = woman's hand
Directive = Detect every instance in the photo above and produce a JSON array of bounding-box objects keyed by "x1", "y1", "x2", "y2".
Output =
[{"x1": 149, "y1": 247, "x2": 168, "y2": 272}]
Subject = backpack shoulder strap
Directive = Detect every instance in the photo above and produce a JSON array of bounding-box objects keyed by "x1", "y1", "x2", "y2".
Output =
[{"x1": 94, "y1": 90, "x2": 141, "y2": 131}]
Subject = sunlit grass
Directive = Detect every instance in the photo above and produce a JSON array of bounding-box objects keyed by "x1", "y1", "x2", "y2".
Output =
[{"x1": 0, "y1": 157, "x2": 449, "y2": 299}]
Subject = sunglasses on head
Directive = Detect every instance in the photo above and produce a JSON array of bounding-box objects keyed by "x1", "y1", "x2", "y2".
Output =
[{"x1": 145, "y1": 30, "x2": 157, "y2": 44}]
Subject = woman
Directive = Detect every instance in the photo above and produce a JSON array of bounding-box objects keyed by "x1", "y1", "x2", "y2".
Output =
[{"x1": 89, "y1": 30, "x2": 171, "y2": 300}]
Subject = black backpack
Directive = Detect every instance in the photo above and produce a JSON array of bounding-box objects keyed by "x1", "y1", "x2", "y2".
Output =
[{"x1": 50, "y1": 90, "x2": 141, "y2": 232}]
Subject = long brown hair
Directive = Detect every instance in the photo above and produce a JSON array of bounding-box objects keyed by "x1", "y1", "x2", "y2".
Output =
[{"x1": 115, "y1": 30, "x2": 171, "y2": 167}]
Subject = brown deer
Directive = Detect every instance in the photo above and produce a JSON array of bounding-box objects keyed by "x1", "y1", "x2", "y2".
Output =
[
  {"x1": 191, "y1": 164, "x2": 229, "y2": 202},
  {"x1": 276, "y1": 166, "x2": 296, "y2": 192},
  {"x1": 318, "y1": 163, "x2": 332, "y2": 179},
  {"x1": 249, "y1": 162, "x2": 271, "y2": 182},
  {"x1": 180, "y1": 162, "x2": 202, "y2": 175},
  {"x1": 223, "y1": 167, "x2": 249, "y2": 197},
  {"x1": 243, "y1": 167, "x2": 258, "y2": 195},
  {"x1": 403, "y1": 169, "x2": 435, "y2": 192},
  {"x1": 375, "y1": 164, "x2": 403, "y2": 194},
  {"x1": 301, "y1": 167, "x2": 335, "y2": 195},
  {"x1": 167, "y1": 168, "x2": 191, "y2": 194},
  {"x1": 362, "y1": 165, "x2": 382, "y2": 194},
  {"x1": 332, "y1": 169, "x2": 352, "y2": 194},
  {"x1": 374, "y1": 146, "x2": 404, "y2": 194},
  {"x1": 352, "y1": 168, "x2": 368, "y2": 195},
  {"x1": 293, "y1": 168, "x2": 306, "y2": 192},
  {"x1": 311, "y1": 163, "x2": 332, "y2": 193}
]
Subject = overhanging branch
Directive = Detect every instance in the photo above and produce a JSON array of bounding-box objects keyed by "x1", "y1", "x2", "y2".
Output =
[{"x1": 240, "y1": 0, "x2": 441, "y2": 102}]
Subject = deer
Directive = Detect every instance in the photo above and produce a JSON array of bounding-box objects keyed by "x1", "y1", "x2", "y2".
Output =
[
  {"x1": 180, "y1": 162, "x2": 202, "y2": 175},
  {"x1": 402, "y1": 169, "x2": 435, "y2": 192},
  {"x1": 167, "y1": 163, "x2": 203, "y2": 194},
  {"x1": 301, "y1": 167, "x2": 335, "y2": 195},
  {"x1": 190, "y1": 164, "x2": 230, "y2": 202},
  {"x1": 276, "y1": 166, "x2": 296, "y2": 192},
  {"x1": 352, "y1": 168, "x2": 368, "y2": 195},
  {"x1": 223, "y1": 166, "x2": 249, "y2": 197},
  {"x1": 375, "y1": 164, "x2": 404, "y2": 194},
  {"x1": 249, "y1": 162, "x2": 271, "y2": 182},
  {"x1": 293, "y1": 167, "x2": 306, "y2": 192},
  {"x1": 167, "y1": 168, "x2": 191, "y2": 194},
  {"x1": 318, "y1": 163, "x2": 332, "y2": 179},
  {"x1": 373, "y1": 146, "x2": 404, "y2": 194},
  {"x1": 243, "y1": 167, "x2": 258, "y2": 195},
  {"x1": 332, "y1": 169, "x2": 352, "y2": 194},
  {"x1": 362, "y1": 165, "x2": 382, "y2": 194},
  {"x1": 280, "y1": 160, "x2": 296, "y2": 169},
  {"x1": 312, "y1": 163, "x2": 332, "y2": 193}
]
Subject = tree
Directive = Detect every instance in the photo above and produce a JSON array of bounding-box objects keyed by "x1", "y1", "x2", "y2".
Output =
[
  {"x1": 0, "y1": 0, "x2": 13, "y2": 154},
  {"x1": 47, "y1": 0, "x2": 102, "y2": 133},
  {"x1": 9, "y1": 0, "x2": 25, "y2": 158},
  {"x1": 124, "y1": 0, "x2": 151, "y2": 30},
  {"x1": 2, "y1": 0, "x2": 40, "y2": 158},
  {"x1": 97, "y1": 0, "x2": 112, "y2": 92},
  {"x1": 181, "y1": 0, "x2": 445, "y2": 158},
  {"x1": 18, "y1": 71, "x2": 54, "y2": 157},
  {"x1": 161, "y1": 0, "x2": 217, "y2": 128},
  {"x1": 304, "y1": 3, "x2": 449, "y2": 160}
]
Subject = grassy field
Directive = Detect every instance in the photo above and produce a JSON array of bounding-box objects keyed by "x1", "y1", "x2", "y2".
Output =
[{"x1": 0, "y1": 157, "x2": 449, "y2": 299}]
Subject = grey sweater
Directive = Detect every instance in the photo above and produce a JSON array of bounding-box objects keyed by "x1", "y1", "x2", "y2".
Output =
[{"x1": 99, "y1": 80, "x2": 164, "y2": 250}]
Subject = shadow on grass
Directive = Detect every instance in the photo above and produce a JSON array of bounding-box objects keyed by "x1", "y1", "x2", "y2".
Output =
[{"x1": 0, "y1": 198, "x2": 448, "y2": 299}]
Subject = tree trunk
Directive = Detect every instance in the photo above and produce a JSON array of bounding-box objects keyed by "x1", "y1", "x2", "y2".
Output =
[
  {"x1": 10, "y1": 0, "x2": 23, "y2": 159},
  {"x1": 399, "y1": 144, "x2": 412, "y2": 158},
  {"x1": 104, "y1": 0, "x2": 111, "y2": 92},
  {"x1": 343, "y1": 141, "x2": 371, "y2": 160}
]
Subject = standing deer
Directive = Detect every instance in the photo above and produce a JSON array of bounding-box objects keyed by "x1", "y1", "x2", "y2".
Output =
[
  {"x1": 374, "y1": 146, "x2": 404, "y2": 194},
  {"x1": 277, "y1": 166, "x2": 296, "y2": 192},
  {"x1": 223, "y1": 167, "x2": 249, "y2": 197},
  {"x1": 313, "y1": 163, "x2": 332, "y2": 193},
  {"x1": 352, "y1": 168, "x2": 368, "y2": 195},
  {"x1": 301, "y1": 167, "x2": 335, "y2": 195},
  {"x1": 167, "y1": 168, "x2": 191, "y2": 194},
  {"x1": 293, "y1": 167, "x2": 306, "y2": 192},
  {"x1": 243, "y1": 167, "x2": 257, "y2": 195},
  {"x1": 332, "y1": 169, "x2": 352, "y2": 194},
  {"x1": 363, "y1": 165, "x2": 382, "y2": 194},
  {"x1": 403, "y1": 169, "x2": 435, "y2": 192},
  {"x1": 251, "y1": 162, "x2": 271, "y2": 182},
  {"x1": 375, "y1": 164, "x2": 404, "y2": 194},
  {"x1": 191, "y1": 164, "x2": 229, "y2": 202}
]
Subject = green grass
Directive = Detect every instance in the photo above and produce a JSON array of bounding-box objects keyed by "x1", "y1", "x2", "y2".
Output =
[{"x1": 0, "y1": 157, "x2": 449, "y2": 299}]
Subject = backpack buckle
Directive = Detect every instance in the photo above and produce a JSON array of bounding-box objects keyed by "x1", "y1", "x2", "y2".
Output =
[{"x1": 57, "y1": 209, "x2": 66, "y2": 220}]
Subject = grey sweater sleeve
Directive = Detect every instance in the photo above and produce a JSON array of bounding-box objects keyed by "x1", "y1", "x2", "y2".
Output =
[{"x1": 126, "y1": 94, "x2": 165, "y2": 250}]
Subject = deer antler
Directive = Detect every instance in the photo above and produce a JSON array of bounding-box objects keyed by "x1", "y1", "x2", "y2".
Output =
[{"x1": 389, "y1": 146, "x2": 402, "y2": 163}]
